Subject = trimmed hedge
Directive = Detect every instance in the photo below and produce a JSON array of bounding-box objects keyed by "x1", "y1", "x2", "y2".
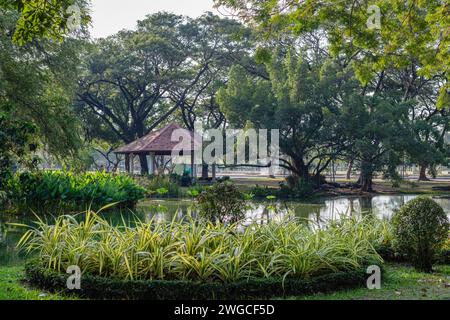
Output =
[
  {"x1": 376, "y1": 245, "x2": 408, "y2": 263},
  {"x1": 25, "y1": 260, "x2": 370, "y2": 300},
  {"x1": 376, "y1": 245, "x2": 450, "y2": 265}
]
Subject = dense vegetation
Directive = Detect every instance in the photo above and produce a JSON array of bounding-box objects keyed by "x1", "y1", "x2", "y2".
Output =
[
  {"x1": 392, "y1": 197, "x2": 449, "y2": 272},
  {"x1": 5, "y1": 171, "x2": 146, "y2": 212},
  {"x1": 0, "y1": 0, "x2": 449, "y2": 302},
  {"x1": 1, "y1": 1, "x2": 448, "y2": 193},
  {"x1": 24, "y1": 261, "x2": 367, "y2": 300},
  {"x1": 19, "y1": 213, "x2": 386, "y2": 283},
  {"x1": 197, "y1": 182, "x2": 248, "y2": 223}
]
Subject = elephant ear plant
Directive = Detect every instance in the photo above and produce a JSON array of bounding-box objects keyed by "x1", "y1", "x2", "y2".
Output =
[{"x1": 6, "y1": 170, "x2": 146, "y2": 213}]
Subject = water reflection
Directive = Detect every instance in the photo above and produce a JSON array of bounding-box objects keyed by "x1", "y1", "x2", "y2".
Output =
[
  {"x1": 136, "y1": 195, "x2": 450, "y2": 224},
  {"x1": 2, "y1": 194, "x2": 450, "y2": 266}
]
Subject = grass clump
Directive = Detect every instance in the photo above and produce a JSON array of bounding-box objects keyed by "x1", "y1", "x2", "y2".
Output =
[{"x1": 19, "y1": 211, "x2": 385, "y2": 283}]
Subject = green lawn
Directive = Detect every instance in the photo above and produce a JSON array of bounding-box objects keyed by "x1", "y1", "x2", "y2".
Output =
[
  {"x1": 1, "y1": 263, "x2": 449, "y2": 300},
  {"x1": 289, "y1": 264, "x2": 450, "y2": 300},
  {"x1": 0, "y1": 266, "x2": 70, "y2": 300}
]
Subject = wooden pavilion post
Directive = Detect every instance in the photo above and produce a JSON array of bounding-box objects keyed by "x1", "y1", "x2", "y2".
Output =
[
  {"x1": 148, "y1": 152, "x2": 155, "y2": 175},
  {"x1": 125, "y1": 154, "x2": 131, "y2": 173}
]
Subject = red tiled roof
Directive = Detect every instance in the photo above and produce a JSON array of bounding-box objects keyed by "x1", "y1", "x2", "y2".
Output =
[{"x1": 114, "y1": 123, "x2": 202, "y2": 154}]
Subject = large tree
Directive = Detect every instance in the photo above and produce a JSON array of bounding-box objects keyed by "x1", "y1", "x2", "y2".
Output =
[
  {"x1": 0, "y1": 9, "x2": 84, "y2": 175},
  {"x1": 215, "y1": 0, "x2": 448, "y2": 107},
  {"x1": 218, "y1": 47, "x2": 354, "y2": 184},
  {"x1": 77, "y1": 12, "x2": 251, "y2": 175}
]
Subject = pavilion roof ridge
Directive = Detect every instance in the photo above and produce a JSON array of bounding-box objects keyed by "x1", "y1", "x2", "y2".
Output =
[{"x1": 114, "y1": 122, "x2": 200, "y2": 154}]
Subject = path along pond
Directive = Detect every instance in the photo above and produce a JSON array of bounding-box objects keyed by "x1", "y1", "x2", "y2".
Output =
[{"x1": 2, "y1": 194, "x2": 450, "y2": 266}]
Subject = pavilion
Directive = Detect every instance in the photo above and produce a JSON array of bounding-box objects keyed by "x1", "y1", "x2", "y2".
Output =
[{"x1": 114, "y1": 123, "x2": 202, "y2": 176}]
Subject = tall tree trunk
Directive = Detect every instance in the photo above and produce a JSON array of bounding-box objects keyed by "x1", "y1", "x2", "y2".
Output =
[
  {"x1": 360, "y1": 160, "x2": 374, "y2": 192},
  {"x1": 346, "y1": 159, "x2": 354, "y2": 180},
  {"x1": 201, "y1": 163, "x2": 209, "y2": 179},
  {"x1": 138, "y1": 154, "x2": 149, "y2": 175},
  {"x1": 361, "y1": 176, "x2": 373, "y2": 192},
  {"x1": 418, "y1": 163, "x2": 429, "y2": 181}
]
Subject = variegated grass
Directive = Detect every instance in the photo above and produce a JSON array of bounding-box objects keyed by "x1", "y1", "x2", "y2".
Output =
[{"x1": 19, "y1": 207, "x2": 389, "y2": 283}]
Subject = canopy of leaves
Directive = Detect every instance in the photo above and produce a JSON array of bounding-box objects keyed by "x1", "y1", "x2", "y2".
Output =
[
  {"x1": 215, "y1": 0, "x2": 449, "y2": 108},
  {"x1": 0, "y1": 0, "x2": 90, "y2": 44},
  {"x1": 218, "y1": 48, "x2": 354, "y2": 180},
  {"x1": 0, "y1": 9, "x2": 84, "y2": 165},
  {"x1": 77, "y1": 12, "x2": 252, "y2": 145}
]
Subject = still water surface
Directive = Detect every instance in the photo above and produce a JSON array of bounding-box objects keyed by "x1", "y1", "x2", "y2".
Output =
[{"x1": 2, "y1": 194, "x2": 450, "y2": 266}]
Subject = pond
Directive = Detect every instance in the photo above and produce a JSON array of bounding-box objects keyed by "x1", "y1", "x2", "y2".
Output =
[{"x1": 2, "y1": 194, "x2": 450, "y2": 266}]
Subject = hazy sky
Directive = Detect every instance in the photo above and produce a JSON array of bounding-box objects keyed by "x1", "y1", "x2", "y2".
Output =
[{"x1": 90, "y1": 0, "x2": 218, "y2": 38}]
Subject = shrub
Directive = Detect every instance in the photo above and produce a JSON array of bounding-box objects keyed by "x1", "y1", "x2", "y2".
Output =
[
  {"x1": 250, "y1": 185, "x2": 278, "y2": 199},
  {"x1": 25, "y1": 260, "x2": 368, "y2": 300},
  {"x1": 6, "y1": 171, "x2": 146, "y2": 213},
  {"x1": 19, "y1": 212, "x2": 383, "y2": 283},
  {"x1": 196, "y1": 182, "x2": 247, "y2": 223},
  {"x1": 185, "y1": 185, "x2": 206, "y2": 198},
  {"x1": 169, "y1": 172, "x2": 192, "y2": 187},
  {"x1": 279, "y1": 179, "x2": 314, "y2": 198},
  {"x1": 250, "y1": 178, "x2": 315, "y2": 200},
  {"x1": 392, "y1": 197, "x2": 449, "y2": 272},
  {"x1": 140, "y1": 175, "x2": 181, "y2": 198}
]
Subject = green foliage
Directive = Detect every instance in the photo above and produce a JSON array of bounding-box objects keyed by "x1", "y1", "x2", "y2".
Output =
[
  {"x1": 6, "y1": 171, "x2": 146, "y2": 212},
  {"x1": 1, "y1": 0, "x2": 91, "y2": 45},
  {"x1": 196, "y1": 182, "x2": 247, "y2": 223},
  {"x1": 392, "y1": 197, "x2": 450, "y2": 272},
  {"x1": 250, "y1": 185, "x2": 278, "y2": 199},
  {"x1": 19, "y1": 212, "x2": 383, "y2": 283},
  {"x1": 25, "y1": 260, "x2": 367, "y2": 300},
  {"x1": 0, "y1": 265, "x2": 71, "y2": 300},
  {"x1": 169, "y1": 172, "x2": 193, "y2": 187},
  {"x1": 186, "y1": 188, "x2": 200, "y2": 198},
  {"x1": 279, "y1": 178, "x2": 315, "y2": 199},
  {"x1": 218, "y1": 50, "x2": 354, "y2": 183},
  {"x1": 0, "y1": 8, "x2": 85, "y2": 173},
  {"x1": 250, "y1": 178, "x2": 315, "y2": 200},
  {"x1": 76, "y1": 13, "x2": 251, "y2": 173},
  {"x1": 215, "y1": 0, "x2": 449, "y2": 103},
  {"x1": 0, "y1": 107, "x2": 37, "y2": 189},
  {"x1": 138, "y1": 175, "x2": 181, "y2": 198}
]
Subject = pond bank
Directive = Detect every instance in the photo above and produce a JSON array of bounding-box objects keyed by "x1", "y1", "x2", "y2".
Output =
[{"x1": 233, "y1": 177, "x2": 450, "y2": 197}]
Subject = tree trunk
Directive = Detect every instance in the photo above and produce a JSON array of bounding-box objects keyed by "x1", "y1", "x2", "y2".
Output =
[
  {"x1": 360, "y1": 160, "x2": 374, "y2": 192},
  {"x1": 138, "y1": 154, "x2": 149, "y2": 175},
  {"x1": 201, "y1": 163, "x2": 209, "y2": 179},
  {"x1": 418, "y1": 163, "x2": 430, "y2": 181},
  {"x1": 125, "y1": 154, "x2": 131, "y2": 173},
  {"x1": 360, "y1": 175, "x2": 373, "y2": 192},
  {"x1": 346, "y1": 159, "x2": 354, "y2": 180},
  {"x1": 212, "y1": 164, "x2": 216, "y2": 182}
]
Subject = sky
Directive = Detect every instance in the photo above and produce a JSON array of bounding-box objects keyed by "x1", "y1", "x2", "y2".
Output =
[{"x1": 89, "y1": 0, "x2": 218, "y2": 38}]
